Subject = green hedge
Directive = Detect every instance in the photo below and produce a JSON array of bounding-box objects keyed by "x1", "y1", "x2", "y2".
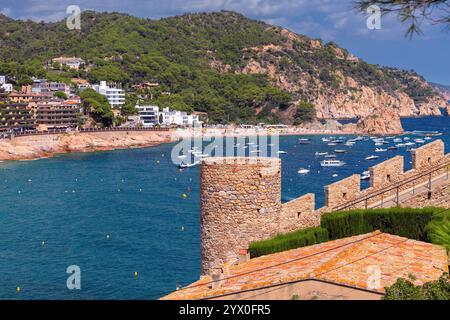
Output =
[
  {"x1": 249, "y1": 207, "x2": 448, "y2": 259},
  {"x1": 425, "y1": 210, "x2": 450, "y2": 251},
  {"x1": 249, "y1": 227, "x2": 329, "y2": 258},
  {"x1": 321, "y1": 207, "x2": 439, "y2": 241}
]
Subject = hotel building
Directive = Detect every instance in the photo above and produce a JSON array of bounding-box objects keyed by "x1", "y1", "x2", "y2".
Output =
[{"x1": 92, "y1": 81, "x2": 125, "y2": 108}]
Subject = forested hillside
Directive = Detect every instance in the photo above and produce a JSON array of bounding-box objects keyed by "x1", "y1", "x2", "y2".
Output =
[{"x1": 0, "y1": 11, "x2": 446, "y2": 123}]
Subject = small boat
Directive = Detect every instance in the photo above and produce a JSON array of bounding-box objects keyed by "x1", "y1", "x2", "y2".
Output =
[
  {"x1": 361, "y1": 174, "x2": 371, "y2": 181},
  {"x1": 334, "y1": 150, "x2": 347, "y2": 154},
  {"x1": 179, "y1": 161, "x2": 200, "y2": 169},
  {"x1": 321, "y1": 160, "x2": 345, "y2": 167},
  {"x1": 298, "y1": 168, "x2": 310, "y2": 175},
  {"x1": 375, "y1": 148, "x2": 387, "y2": 153},
  {"x1": 415, "y1": 139, "x2": 425, "y2": 144},
  {"x1": 322, "y1": 138, "x2": 331, "y2": 143},
  {"x1": 328, "y1": 142, "x2": 337, "y2": 146},
  {"x1": 365, "y1": 155, "x2": 380, "y2": 161},
  {"x1": 393, "y1": 138, "x2": 402, "y2": 143},
  {"x1": 424, "y1": 137, "x2": 432, "y2": 141},
  {"x1": 396, "y1": 143, "x2": 406, "y2": 147},
  {"x1": 404, "y1": 142, "x2": 416, "y2": 146},
  {"x1": 299, "y1": 139, "x2": 311, "y2": 144},
  {"x1": 194, "y1": 154, "x2": 210, "y2": 158},
  {"x1": 277, "y1": 151, "x2": 288, "y2": 155},
  {"x1": 325, "y1": 154, "x2": 337, "y2": 159},
  {"x1": 250, "y1": 150, "x2": 261, "y2": 154},
  {"x1": 315, "y1": 152, "x2": 328, "y2": 156},
  {"x1": 388, "y1": 146, "x2": 398, "y2": 151}
]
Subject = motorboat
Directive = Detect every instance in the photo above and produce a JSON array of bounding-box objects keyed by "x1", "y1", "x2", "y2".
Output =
[
  {"x1": 179, "y1": 161, "x2": 200, "y2": 169},
  {"x1": 315, "y1": 152, "x2": 328, "y2": 156},
  {"x1": 375, "y1": 148, "x2": 387, "y2": 153},
  {"x1": 277, "y1": 151, "x2": 288, "y2": 155},
  {"x1": 299, "y1": 139, "x2": 311, "y2": 144},
  {"x1": 298, "y1": 168, "x2": 311, "y2": 174},
  {"x1": 365, "y1": 155, "x2": 380, "y2": 160},
  {"x1": 325, "y1": 154, "x2": 337, "y2": 159},
  {"x1": 321, "y1": 160, "x2": 345, "y2": 167},
  {"x1": 361, "y1": 170, "x2": 371, "y2": 180},
  {"x1": 334, "y1": 150, "x2": 347, "y2": 154}
]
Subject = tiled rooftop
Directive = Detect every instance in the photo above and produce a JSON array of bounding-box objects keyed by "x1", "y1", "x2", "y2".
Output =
[{"x1": 162, "y1": 231, "x2": 448, "y2": 300}]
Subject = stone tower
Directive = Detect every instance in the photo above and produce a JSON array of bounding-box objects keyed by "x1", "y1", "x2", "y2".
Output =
[{"x1": 200, "y1": 157, "x2": 282, "y2": 275}]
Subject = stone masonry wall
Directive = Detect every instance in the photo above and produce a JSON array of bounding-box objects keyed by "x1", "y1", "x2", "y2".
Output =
[
  {"x1": 200, "y1": 157, "x2": 282, "y2": 275},
  {"x1": 199, "y1": 140, "x2": 448, "y2": 274},
  {"x1": 280, "y1": 194, "x2": 318, "y2": 233},
  {"x1": 370, "y1": 156, "x2": 404, "y2": 188},
  {"x1": 412, "y1": 140, "x2": 445, "y2": 170},
  {"x1": 401, "y1": 182, "x2": 449, "y2": 209},
  {"x1": 324, "y1": 175, "x2": 361, "y2": 208}
]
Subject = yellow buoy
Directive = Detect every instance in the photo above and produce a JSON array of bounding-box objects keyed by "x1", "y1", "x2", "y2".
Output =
[
  {"x1": 16, "y1": 287, "x2": 20, "y2": 293},
  {"x1": 134, "y1": 272, "x2": 139, "y2": 278},
  {"x1": 182, "y1": 193, "x2": 188, "y2": 199},
  {"x1": 41, "y1": 241, "x2": 45, "y2": 247}
]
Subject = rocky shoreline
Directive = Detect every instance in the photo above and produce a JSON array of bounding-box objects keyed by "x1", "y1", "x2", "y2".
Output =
[
  {"x1": 0, "y1": 110, "x2": 421, "y2": 162},
  {"x1": 0, "y1": 130, "x2": 174, "y2": 161}
]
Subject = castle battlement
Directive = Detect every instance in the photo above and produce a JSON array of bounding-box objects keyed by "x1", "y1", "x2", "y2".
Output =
[{"x1": 200, "y1": 140, "x2": 449, "y2": 275}]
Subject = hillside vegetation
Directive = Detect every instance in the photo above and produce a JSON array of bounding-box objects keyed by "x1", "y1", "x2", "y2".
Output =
[{"x1": 0, "y1": 11, "x2": 446, "y2": 123}]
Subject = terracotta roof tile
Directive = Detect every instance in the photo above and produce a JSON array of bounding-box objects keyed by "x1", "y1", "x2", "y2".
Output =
[{"x1": 162, "y1": 231, "x2": 448, "y2": 300}]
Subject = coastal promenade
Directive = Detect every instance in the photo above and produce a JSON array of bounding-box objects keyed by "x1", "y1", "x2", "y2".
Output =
[{"x1": 1, "y1": 127, "x2": 171, "y2": 139}]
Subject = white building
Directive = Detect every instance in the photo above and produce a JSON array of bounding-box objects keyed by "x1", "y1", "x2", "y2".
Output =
[
  {"x1": 1, "y1": 83, "x2": 13, "y2": 93},
  {"x1": 92, "y1": 81, "x2": 125, "y2": 107},
  {"x1": 136, "y1": 105, "x2": 200, "y2": 127},
  {"x1": 159, "y1": 107, "x2": 200, "y2": 127},
  {"x1": 52, "y1": 56, "x2": 85, "y2": 70},
  {"x1": 136, "y1": 105, "x2": 160, "y2": 127},
  {"x1": 0, "y1": 76, "x2": 13, "y2": 93}
]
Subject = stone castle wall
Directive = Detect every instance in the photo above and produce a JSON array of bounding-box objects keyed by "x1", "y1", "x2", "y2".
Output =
[
  {"x1": 370, "y1": 156, "x2": 404, "y2": 188},
  {"x1": 412, "y1": 140, "x2": 445, "y2": 170},
  {"x1": 280, "y1": 193, "x2": 318, "y2": 232},
  {"x1": 324, "y1": 175, "x2": 361, "y2": 208},
  {"x1": 200, "y1": 140, "x2": 449, "y2": 274},
  {"x1": 200, "y1": 157, "x2": 283, "y2": 275}
]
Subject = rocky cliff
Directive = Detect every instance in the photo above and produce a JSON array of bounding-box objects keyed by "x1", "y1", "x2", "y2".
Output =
[
  {"x1": 235, "y1": 29, "x2": 447, "y2": 120},
  {"x1": 0, "y1": 131, "x2": 173, "y2": 161}
]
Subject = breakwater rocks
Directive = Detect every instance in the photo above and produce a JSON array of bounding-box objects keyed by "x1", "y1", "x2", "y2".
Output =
[{"x1": 0, "y1": 130, "x2": 174, "y2": 161}]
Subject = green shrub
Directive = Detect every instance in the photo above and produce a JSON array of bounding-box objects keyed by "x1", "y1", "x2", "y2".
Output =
[
  {"x1": 320, "y1": 210, "x2": 371, "y2": 240},
  {"x1": 364, "y1": 207, "x2": 435, "y2": 241},
  {"x1": 425, "y1": 210, "x2": 450, "y2": 251},
  {"x1": 384, "y1": 274, "x2": 450, "y2": 300},
  {"x1": 321, "y1": 207, "x2": 439, "y2": 241},
  {"x1": 249, "y1": 227, "x2": 329, "y2": 258}
]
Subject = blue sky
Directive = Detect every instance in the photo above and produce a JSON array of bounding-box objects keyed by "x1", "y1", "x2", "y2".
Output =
[{"x1": 1, "y1": 0, "x2": 449, "y2": 85}]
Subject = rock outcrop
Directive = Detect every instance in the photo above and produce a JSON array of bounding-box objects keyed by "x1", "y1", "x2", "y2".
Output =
[
  {"x1": 345, "y1": 108, "x2": 404, "y2": 136},
  {"x1": 0, "y1": 130, "x2": 173, "y2": 161}
]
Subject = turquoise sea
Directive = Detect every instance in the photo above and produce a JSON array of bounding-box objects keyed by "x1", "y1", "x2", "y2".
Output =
[{"x1": 0, "y1": 117, "x2": 448, "y2": 299}]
